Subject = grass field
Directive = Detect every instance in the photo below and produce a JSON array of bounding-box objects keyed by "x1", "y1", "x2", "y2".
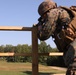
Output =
[{"x1": 0, "y1": 61, "x2": 66, "y2": 75}]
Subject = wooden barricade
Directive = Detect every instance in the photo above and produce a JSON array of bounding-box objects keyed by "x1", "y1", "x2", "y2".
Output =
[
  {"x1": 0, "y1": 26, "x2": 63, "y2": 75},
  {"x1": 0, "y1": 26, "x2": 38, "y2": 75}
]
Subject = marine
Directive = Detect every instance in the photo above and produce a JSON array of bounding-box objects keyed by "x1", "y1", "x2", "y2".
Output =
[{"x1": 37, "y1": 0, "x2": 76, "y2": 75}]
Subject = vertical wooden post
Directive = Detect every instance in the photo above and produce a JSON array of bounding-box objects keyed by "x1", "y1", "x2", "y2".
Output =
[{"x1": 32, "y1": 26, "x2": 38, "y2": 75}]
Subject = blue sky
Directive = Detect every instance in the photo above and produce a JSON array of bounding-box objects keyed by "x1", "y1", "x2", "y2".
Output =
[{"x1": 0, "y1": 0, "x2": 76, "y2": 48}]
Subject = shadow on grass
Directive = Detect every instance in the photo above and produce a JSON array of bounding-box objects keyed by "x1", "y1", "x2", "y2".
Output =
[
  {"x1": 22, "y1": 71, "x2": 55, "y2": 75},
  {"x1": 23, "y1": 71, "x2": 31, "y2": 75}
]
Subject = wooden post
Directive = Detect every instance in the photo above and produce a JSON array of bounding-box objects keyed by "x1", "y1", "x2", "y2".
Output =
[{"x1": 32, "y1": 26, "x2": 38, "y2": 75}]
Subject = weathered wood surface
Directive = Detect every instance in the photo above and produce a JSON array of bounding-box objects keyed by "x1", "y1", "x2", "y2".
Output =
[
  {"x1": 0, "y1": 26, "x2": 32, "y2": 31},
  {"x1": 0, "y1": 52, "x2": 63, "y2": 56}
]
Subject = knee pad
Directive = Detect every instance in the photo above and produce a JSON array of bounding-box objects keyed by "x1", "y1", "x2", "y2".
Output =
[
  {"x1": 66, "y1": 60, "x2": 76, "y2": 75},
  {"x1": 66, "y1": 69, "x2": 76, "y2": 75}
]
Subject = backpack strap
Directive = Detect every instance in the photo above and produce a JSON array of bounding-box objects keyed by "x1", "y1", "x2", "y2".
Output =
[
  {"x1": 69, "y1": 17, "x2": 76, "y2": 32},
  {"x1": 70, "y1": 6, "x2": 76, "y2": 12},
  {"x1": 60, "y1": 6, "x2": 76, "y2": 32},
  {"x1": 60, "y1": 6, "x2": 76, "y2": 18}
]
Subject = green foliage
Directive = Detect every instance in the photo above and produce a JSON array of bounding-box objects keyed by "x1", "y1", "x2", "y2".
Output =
[
  {"x1": 47, "y1": 56, "x2": 58, "y2": 66},
  {"x1": 0, "y1": 41, "x2": 65, "y2": 67},
  {"x1": 38, "y1": 41, "x2": 52, "y2": 53}
]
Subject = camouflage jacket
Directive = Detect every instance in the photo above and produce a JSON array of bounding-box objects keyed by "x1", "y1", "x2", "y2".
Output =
[{"x1": 38, "y1": 6, "x2": 76, "y2": 52}]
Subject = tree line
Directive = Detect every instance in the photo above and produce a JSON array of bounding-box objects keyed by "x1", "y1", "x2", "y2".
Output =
[{"x1": 0, "y1": 41, "x2": 65, "y2": 67}]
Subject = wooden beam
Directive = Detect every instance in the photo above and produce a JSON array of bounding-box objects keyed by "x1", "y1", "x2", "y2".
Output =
[
  {"x1": 0, "y1": 53, "x2": 32, "y2": 56},
  {"x1": 32, "y1": 26, "x2": 38, "y2": 75},
  {"x1": 0, "y1": 26, "x2": 32, "y2": 31},
  {"x1": 0, "y1": 52, "x2": 63, "y2": 56},
  {"x1": 39, "y1": 53, "x2": 63, "y2": 56},
  {"x1": 0, "y1": 53, "x2": 14, "y2": 56},
  {"x1": 49, "y1": 52, "x2": 63, "y2": 56}
]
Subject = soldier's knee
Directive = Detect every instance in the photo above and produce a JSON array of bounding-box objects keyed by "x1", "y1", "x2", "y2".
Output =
[{"x1": 66, "y1": 61, "x2": 76, "y2": 75}]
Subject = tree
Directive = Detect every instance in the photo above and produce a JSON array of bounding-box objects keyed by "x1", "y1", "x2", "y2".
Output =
[{"x1": 38, "y1": 41, "x2": 52, "y2": 64}]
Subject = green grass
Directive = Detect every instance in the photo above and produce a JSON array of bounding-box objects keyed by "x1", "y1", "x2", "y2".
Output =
[
  {"x1": 0, "y1": 61, "x2": 66, "y2": 75},
  {"x1": 0, "y1": 71, "x2": 26, "y2": 75}
]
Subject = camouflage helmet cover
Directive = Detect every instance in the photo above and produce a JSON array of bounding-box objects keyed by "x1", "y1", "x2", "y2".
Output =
[{"x1": 38, "y1": 0, "x2": 57, "y2": 16}]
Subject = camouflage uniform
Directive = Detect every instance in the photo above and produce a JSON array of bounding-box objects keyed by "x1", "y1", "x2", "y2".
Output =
[{"x1": 37, "y1": 1, "x2": 76, "y2": 75}]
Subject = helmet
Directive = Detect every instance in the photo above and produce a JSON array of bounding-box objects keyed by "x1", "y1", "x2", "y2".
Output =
[{"x1": 38, "y1": 0, "x2": 57, "y2": 16}]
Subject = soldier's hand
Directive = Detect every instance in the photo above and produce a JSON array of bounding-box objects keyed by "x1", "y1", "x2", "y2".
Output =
[{"x1": 33, "y1": 24, "x2": 38, "y2": 27}]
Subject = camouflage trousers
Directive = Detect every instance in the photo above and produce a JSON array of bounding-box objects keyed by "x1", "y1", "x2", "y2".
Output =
[{"x1": 63, "y1": 39, "x2": 76, "y2": 75}]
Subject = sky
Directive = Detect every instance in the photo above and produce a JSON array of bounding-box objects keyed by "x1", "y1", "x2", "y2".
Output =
[{"x1": 0, "y1": 0, "x2": 76, "y2": 48}]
